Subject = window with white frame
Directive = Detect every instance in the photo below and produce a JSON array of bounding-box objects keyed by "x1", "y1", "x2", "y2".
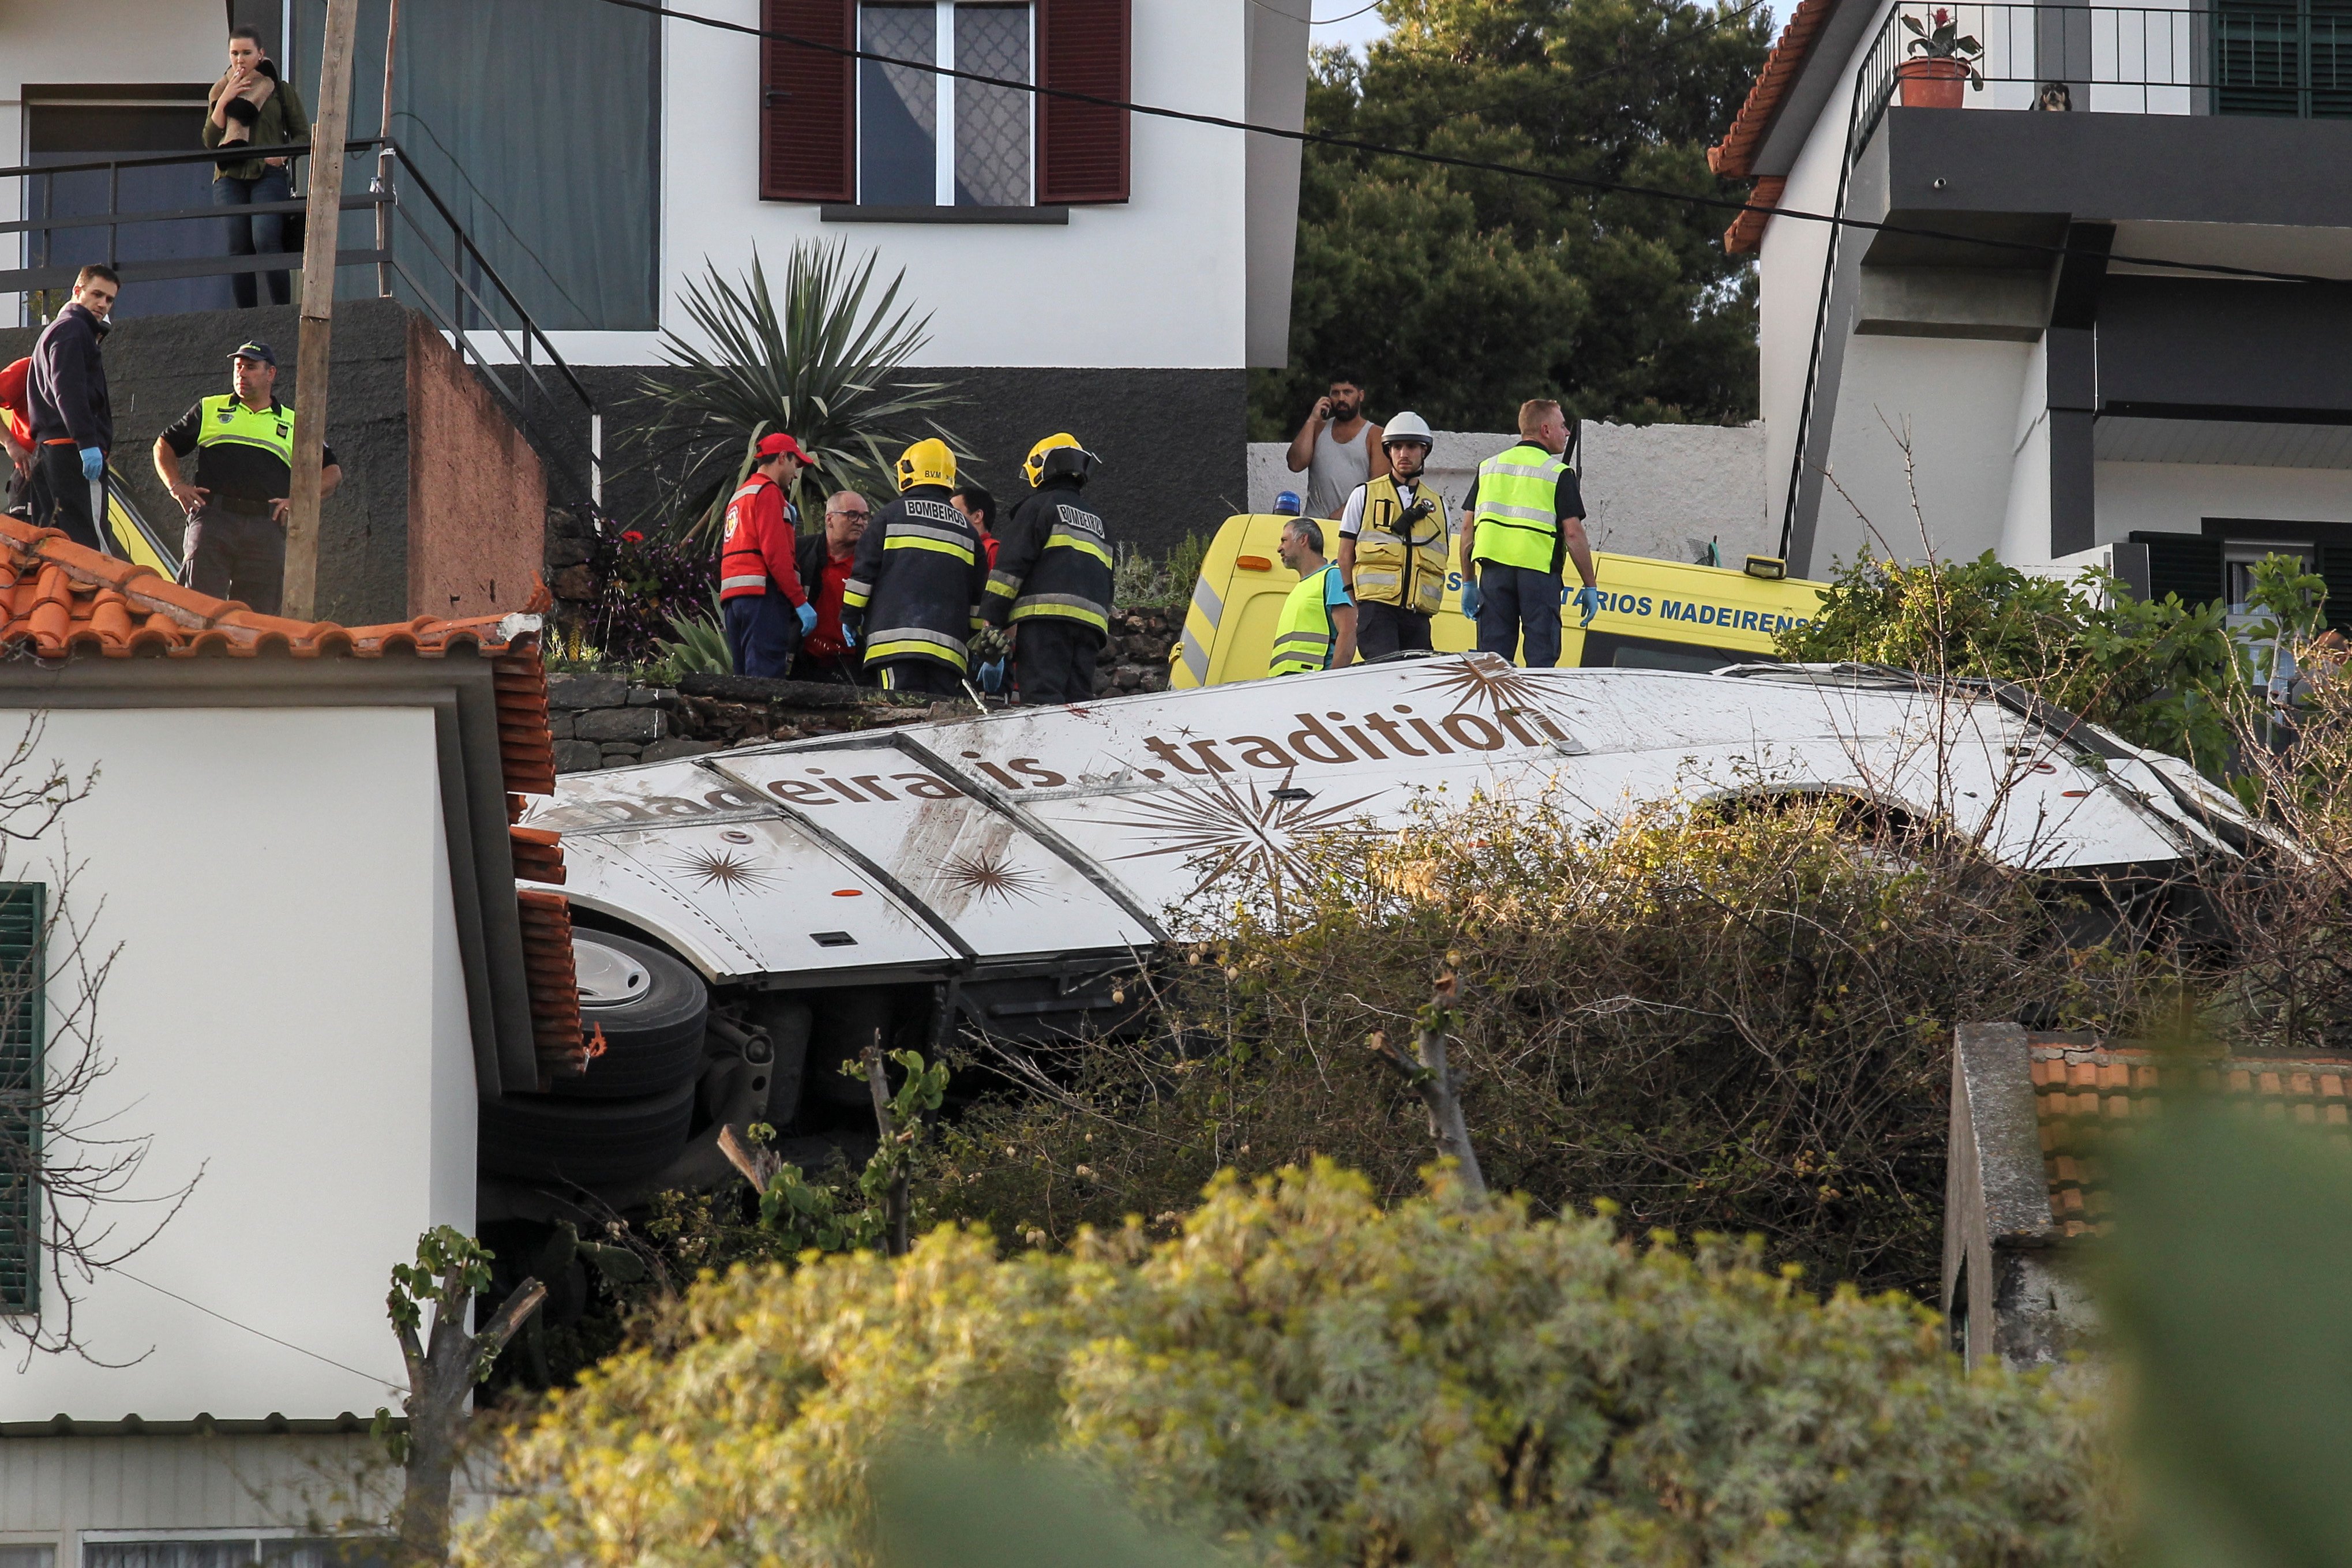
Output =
[{"x1": 858, "y1": 2, "x2": 1034, "y2": 207}]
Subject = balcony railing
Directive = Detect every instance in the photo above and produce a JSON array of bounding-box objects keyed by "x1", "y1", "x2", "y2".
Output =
[
  {"x1": 1, "y1": 138, "x2": 603, "y2": 511},
  {"x1": 1855, "y1": 0, "x2": 2352, "y2": 147}
]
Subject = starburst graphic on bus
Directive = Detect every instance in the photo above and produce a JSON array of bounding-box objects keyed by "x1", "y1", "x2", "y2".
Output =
[
  {"x1": 674, "y1": 847, "x2": 774, "y2": 891},
  {"x1": 1103, "y1": 773, "x2": 1382, "y2": 907},
  {"x1": 1409, "y1": 653, "x2": 1576, "y2": 741},
  {"x1": 933, "y1": 848, "x2": 1046, "y2": 907}
]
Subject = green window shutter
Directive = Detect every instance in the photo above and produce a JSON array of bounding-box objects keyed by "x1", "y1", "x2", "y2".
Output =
[
  {"x1": 2130, "y1": 531, "x2": 2226, "y2": 607},
  {"x1": 0, "y1": 883, "x2": 44, "y2": 1317},
  {"x1": 2216, "y1": 0, "x2": 2304, "y2": 114},
  {"x1": 2317, "y1": 545, "x2": 2352, "y2": 631},
  {"x1": 2313, "y1": 0, "x2": 2352, "y2": 114}
]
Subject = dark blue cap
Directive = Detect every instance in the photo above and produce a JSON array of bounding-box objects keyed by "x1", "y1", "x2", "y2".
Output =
[{"x1": 228, "y1": 340, "x2": 276, "y2": 366}]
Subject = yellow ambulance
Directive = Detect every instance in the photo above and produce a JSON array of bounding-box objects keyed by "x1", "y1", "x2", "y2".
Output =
[{"x1": 1170, "y1": 512, "x2": 1828, "y2": 688}]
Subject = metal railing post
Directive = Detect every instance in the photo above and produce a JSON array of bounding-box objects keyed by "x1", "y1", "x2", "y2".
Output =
[
  {"x1": 374, "y1": 147, "x2": 395, "y2": 298},
  {"x1": 591, "y1": 414, "x2": 603, "y2": 509},
  {"x1": 106, "y1": 162, "x2": 119, "y2": 267}
]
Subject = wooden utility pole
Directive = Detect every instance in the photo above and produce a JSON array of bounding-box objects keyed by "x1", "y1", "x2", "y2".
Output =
[{"x1": 285, "y1": 0, "x2": 359, "y2": 621}]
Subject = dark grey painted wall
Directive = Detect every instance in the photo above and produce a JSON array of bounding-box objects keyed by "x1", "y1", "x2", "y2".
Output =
[
  {"x1": 573, "y1": 365, "x2": 1247, "y2": 564},
  {"x1": 2098, "y1": 279, "x2": 2352, "y2": 419},
  {"x1": 1867, "y1": 106, "x2": 2352, "y2": 249},
  {"x1": 1, "y1": 298, "x2": 415, "y2": 622}
]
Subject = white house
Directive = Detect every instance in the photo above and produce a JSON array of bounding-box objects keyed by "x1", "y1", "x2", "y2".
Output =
[
  {"x1": 0, "y1": 518, "x2": 571, "y2": 1562},
  {"x1": 2, "y1": 0, "x2": 1311, "y2": 552},
  {"x1": 1715, "y1": 0, "x2": 2352, "y2": 613}
]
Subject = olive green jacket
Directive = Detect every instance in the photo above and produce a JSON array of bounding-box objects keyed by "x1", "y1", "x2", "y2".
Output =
[{"x1": 203, "y1": 72, "x2": 310, "y2": 183}]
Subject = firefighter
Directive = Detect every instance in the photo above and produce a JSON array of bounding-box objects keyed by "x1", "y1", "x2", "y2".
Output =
[
  {"x1": 717, "y1": 432, "x2": 819, "y2": 679},
  {"x1": 982, "y1": 433, "x2": 1115, "y2": 705},
  {"x1": 841, "y1": 437, "x2": 990, "y2": 696},
  {"x1": 1335, "y1": 411, "x2": 1447, "y2": 662}
]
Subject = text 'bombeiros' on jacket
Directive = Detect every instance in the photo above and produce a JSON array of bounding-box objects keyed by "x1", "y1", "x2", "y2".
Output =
[
  {"x1": 982, "y1": 481, "x2": 1114, "y2": 638},
  {"x1": 1351, "y1": 474, "x2": 1450, "y2": 616},
  {"x1": 843, "y1": 484, "x2": 991, "y2": 673}
]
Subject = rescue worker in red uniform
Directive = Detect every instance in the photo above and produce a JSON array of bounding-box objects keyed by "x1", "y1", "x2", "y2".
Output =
[
  {"x1": 718, "y1": 432, "x2": 819, "y2": 678},
  {"x1": 982, "y1": 433, "x2": 1115, "y2": 706},
  {"x1": 841, "y1": 438, "x2": 989, "y2": 696}
]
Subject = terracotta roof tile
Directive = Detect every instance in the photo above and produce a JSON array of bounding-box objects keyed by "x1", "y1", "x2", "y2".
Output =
[
  {"x1": 1723, "y1": 175, "x2": 1784, "y2": 254},
  {"x1": 1709, "y1": 0, "x2": 1840, "y2": 179},
  {"x1": 2031, "y1": 1037, "x2": 2352, "y2": 1238},
  {"x1": 0, "y1": 515, "x2": 584, "y2": 1090}
]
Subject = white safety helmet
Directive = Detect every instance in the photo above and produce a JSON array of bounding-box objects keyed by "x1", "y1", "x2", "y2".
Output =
[{"x1": 1382, "y1": 411, "x2": 1435, "y2": 450}]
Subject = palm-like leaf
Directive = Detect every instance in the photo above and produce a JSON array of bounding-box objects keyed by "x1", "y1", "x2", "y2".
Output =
[{"x1": 629, "y1": 241, "x2": 967, "y2": 539}]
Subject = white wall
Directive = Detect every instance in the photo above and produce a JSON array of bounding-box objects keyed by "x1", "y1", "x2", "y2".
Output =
[
  {"x1": 2, "y1": 706, "x2": 473, "y2": 1426},
  {"x1": 1812, "y1": 334, "x2": 2033, "y2": 568},
  {"x1": 617, "y1": 0, "x2": 1256, "y2": 371},
  {"x1": 0, "y1": 1, "x2": 226, "y2": 226},
  {"x1": 2095, "y1": 462, "x2": 2352, "y2": 540},
  {"x1": 1245, "y1": 422, "x2": 1773, "y2": 564}
]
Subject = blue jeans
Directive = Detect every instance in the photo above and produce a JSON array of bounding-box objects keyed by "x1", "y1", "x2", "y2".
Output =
[
  {"x1": 1473, "y1": 562, "x2": 1563, "y2": 668},
  {"x1": 723, "y1": 594, "x2": 801, "y2": 680},
  {"x1": 214, "y1": 167, "x2": 292, "y2": 308}
]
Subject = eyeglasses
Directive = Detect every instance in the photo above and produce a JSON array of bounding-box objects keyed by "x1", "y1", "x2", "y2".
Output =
[{"x1": 828, "y1": 509, "x2": 869, "y2": 519}]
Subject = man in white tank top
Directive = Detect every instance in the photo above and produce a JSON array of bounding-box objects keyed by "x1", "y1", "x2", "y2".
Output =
[{"x1": 1284, "y1": 370, "x2": 1389, "y2": 519}]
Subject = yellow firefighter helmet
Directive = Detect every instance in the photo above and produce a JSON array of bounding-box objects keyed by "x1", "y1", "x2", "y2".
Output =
[
  {"x1": 895, "y1": 437, "x2": 956, "y2": 492},
  {"x1": 1023, "y1": 432, "x2": 1099, "y2": 489}
]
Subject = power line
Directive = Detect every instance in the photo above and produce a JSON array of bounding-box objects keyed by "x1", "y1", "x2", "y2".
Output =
[
  {"x1": 591, "y1": 0, "x2": 2352, "y2": 286},
  {"x1": 117, "y1": 1268, "x2": 410, "y2": 1396}
]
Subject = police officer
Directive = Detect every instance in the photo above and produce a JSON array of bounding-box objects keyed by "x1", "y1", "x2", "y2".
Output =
[
  {"x1": 1456, "y1": 398, "x2": 1599, "y2": 668},
  {"x1": 718, "y1": 431, "x2": 819, "y2": 678},
  {"x1": 1335, "y1": 411, "x2": 1447, "y2": 661},
  {"x1": 982, "y1": 433, "x2": 1116, "y2": 705},
  {"x1": 841, "y1": 438, "x2": 990, "y2": 696},
  {"x1": 153, "y1": 340, "x2": 339, "y2": 614},
  {"x1": 1269, "y1": 517, "x2": 1357, "y2": 676}
]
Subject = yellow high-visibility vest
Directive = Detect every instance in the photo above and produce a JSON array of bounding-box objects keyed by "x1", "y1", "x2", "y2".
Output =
[
  {"x1": 1471, "y1": 442, "x2": 1566, "y2": 573},
  {"x1": 195, "y1": 392, "x2": 297, "y2": 466},
  {"x1": 1351, "y1": 474, "x2": 1449, "y2": 614},
  {"x1": 1270, "y1": 563, "x2": 1344, "y2": 675}
]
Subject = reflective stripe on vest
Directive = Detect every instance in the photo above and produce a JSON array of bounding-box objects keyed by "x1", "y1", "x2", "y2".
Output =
[
  {"x1": 719, "y1": 475, "x2": 783, "y2": 600},
  {"x1": 1270, "y1": 564, "x2": 1342, "y2": 676},
  {"x1": 1471, "y1": 443, "x2": 1566, "y2": 572},
  {"x1": 1351, "y1": 474, "x2": 1449, "y2": 614},
  {"x1": 195, "y1": 393, "x2": 296, "y2": 465}
]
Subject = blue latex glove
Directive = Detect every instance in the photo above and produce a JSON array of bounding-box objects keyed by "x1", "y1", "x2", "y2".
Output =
[
  {"x1": 1460, "y1": 577, "x2": 1483, "y2": 621},
  {"x1": 840, "y1": 614, "x2": 861, "y2": 648},
  {"x1": 79, "y1": 447, "x2": 104, "y2": 483},
  {"x1": 796, "y1": 601, "x2": 817, "y2": 637},
  {"x1": 1573, "y1": 584, "x2": 1603, "y2": 627},
  {"x1": 977, "y1": 658, "x2": 1006, "y2": 694}
]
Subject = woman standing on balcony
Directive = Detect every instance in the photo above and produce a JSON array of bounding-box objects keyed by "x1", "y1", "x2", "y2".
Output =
[{"x1": 204, "y1": 26, "x2": 310, "y2": 310}]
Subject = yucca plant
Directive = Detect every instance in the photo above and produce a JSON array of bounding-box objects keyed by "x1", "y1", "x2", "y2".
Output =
[
  {"x1": 654, "y1": 601, "x2": 734, "y2": 678},
  {"x1": 633, "y1": 242, "x2": 966, "y2": 539}
]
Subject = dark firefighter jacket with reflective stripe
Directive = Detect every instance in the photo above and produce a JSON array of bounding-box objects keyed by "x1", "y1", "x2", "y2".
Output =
[
  {"x1": 981, "y1": 479, "x2": 1115, "y2": 639},
  {"x1": 843, "y1": 484, "x2": 989, "y2": 673}
]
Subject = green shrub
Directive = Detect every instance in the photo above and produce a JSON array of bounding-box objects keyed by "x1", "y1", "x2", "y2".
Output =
[
  {"x1": 463, "y1": 1164, "x2": 2111, "y2": 1568},
  {"x1": 1777, "y1": 549, "x2": 2237, "y2": 771},
  {"x1": 933, "y1": 795, "x2": 2146, "y2": 1296}
]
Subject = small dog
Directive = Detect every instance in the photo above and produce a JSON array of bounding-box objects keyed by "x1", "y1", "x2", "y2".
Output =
[{"x1": 2035, "y1": 81, "x2": 2073, "y2": 111}]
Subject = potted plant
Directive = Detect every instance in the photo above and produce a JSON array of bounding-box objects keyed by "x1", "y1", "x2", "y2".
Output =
[{"x1": 1897, "y1": 9, "x2": 1983, "y2": 108}]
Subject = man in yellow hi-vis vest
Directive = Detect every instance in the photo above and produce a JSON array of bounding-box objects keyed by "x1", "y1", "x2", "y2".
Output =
[
  {"x1": 1270, "y1": 517, "x2": 1357, "y2": 676},
  {"x1": 152, "y1": 340, "x2": 340, "y2": 615},
  {"x1": 1456, "y1": 398, "x2": 1598, "y2": 668},
  {"x1": 1336, "y1": 411, "x2": 1448, "y2": 662}
]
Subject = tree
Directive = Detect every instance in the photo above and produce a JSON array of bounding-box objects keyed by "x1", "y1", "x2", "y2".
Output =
[
  {"x1": 1251, "y1": 0, "x2": 1774, "y2": 437},
  {"x1": 462, "y1": 1163, "x2": 2110, "y2": 1567},
  {"x1": 378, "y1": 1227, "x2": 545, "y2": 1563},
  {"x1": 629, "y1": 241, "x2": 967, "y2": 537}
]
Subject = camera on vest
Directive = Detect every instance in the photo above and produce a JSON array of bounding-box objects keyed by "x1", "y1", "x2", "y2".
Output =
[{"x1": 1397, "y1": 498, "x2": 1435, "y2": 527}]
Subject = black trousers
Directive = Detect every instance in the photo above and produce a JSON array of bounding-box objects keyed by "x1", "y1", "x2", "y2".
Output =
[
  {"x1": 1012, "y1": 619, "x2": 1102, "y2": 705},
  {"x1": 796, "y1": 650, "x2": 874, "y2": 687},
  {"x1": 1355, "y1": 601, "x2": 1434, "y2": 662},
  {"x1": 1474, "y1": 562, "x2": 1563, "y2": 668},
  {"x1": 36, "y1": 445, "x2": 118, "y2": 556},
  {"x1": 875, "y1": 658, "x2": 965, "y2": 696},
  {"x1": 5, "y1": 456, "x2": 46, "y2": 523},
  {"x1": 185, "y1": 504, "x2": 284, "y2": 614}
]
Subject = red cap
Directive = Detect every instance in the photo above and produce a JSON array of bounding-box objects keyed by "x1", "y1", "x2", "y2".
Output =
[{"x1": 756, "y1": 432, "x2": 816, "y2": 466}]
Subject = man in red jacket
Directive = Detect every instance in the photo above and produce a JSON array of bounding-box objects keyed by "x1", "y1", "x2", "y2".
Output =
[
  {"x1": 718, "y1": 432, "x2": 818, "y2": 678},
  {"x1": 0, "y1": 356, "x2": 37, "y2": 523}
]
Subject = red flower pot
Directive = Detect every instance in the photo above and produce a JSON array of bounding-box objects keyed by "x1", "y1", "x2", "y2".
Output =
[{"x1": 1897, "y1": 56, "x2": 1970, "y2": 108}]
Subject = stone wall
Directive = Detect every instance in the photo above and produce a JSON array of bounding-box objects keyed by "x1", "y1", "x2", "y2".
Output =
[{"x1": 546, "y1": 606, "x2": 1179, "y2": 774}]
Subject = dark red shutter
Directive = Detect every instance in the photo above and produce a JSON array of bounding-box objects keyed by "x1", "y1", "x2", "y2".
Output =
[
  {"x1": 1037, "y1": 0, "x2": 1131, "y2": 204},
  {"x1": 762, "y1": 0, "x2": 854, "y2": 202}
]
